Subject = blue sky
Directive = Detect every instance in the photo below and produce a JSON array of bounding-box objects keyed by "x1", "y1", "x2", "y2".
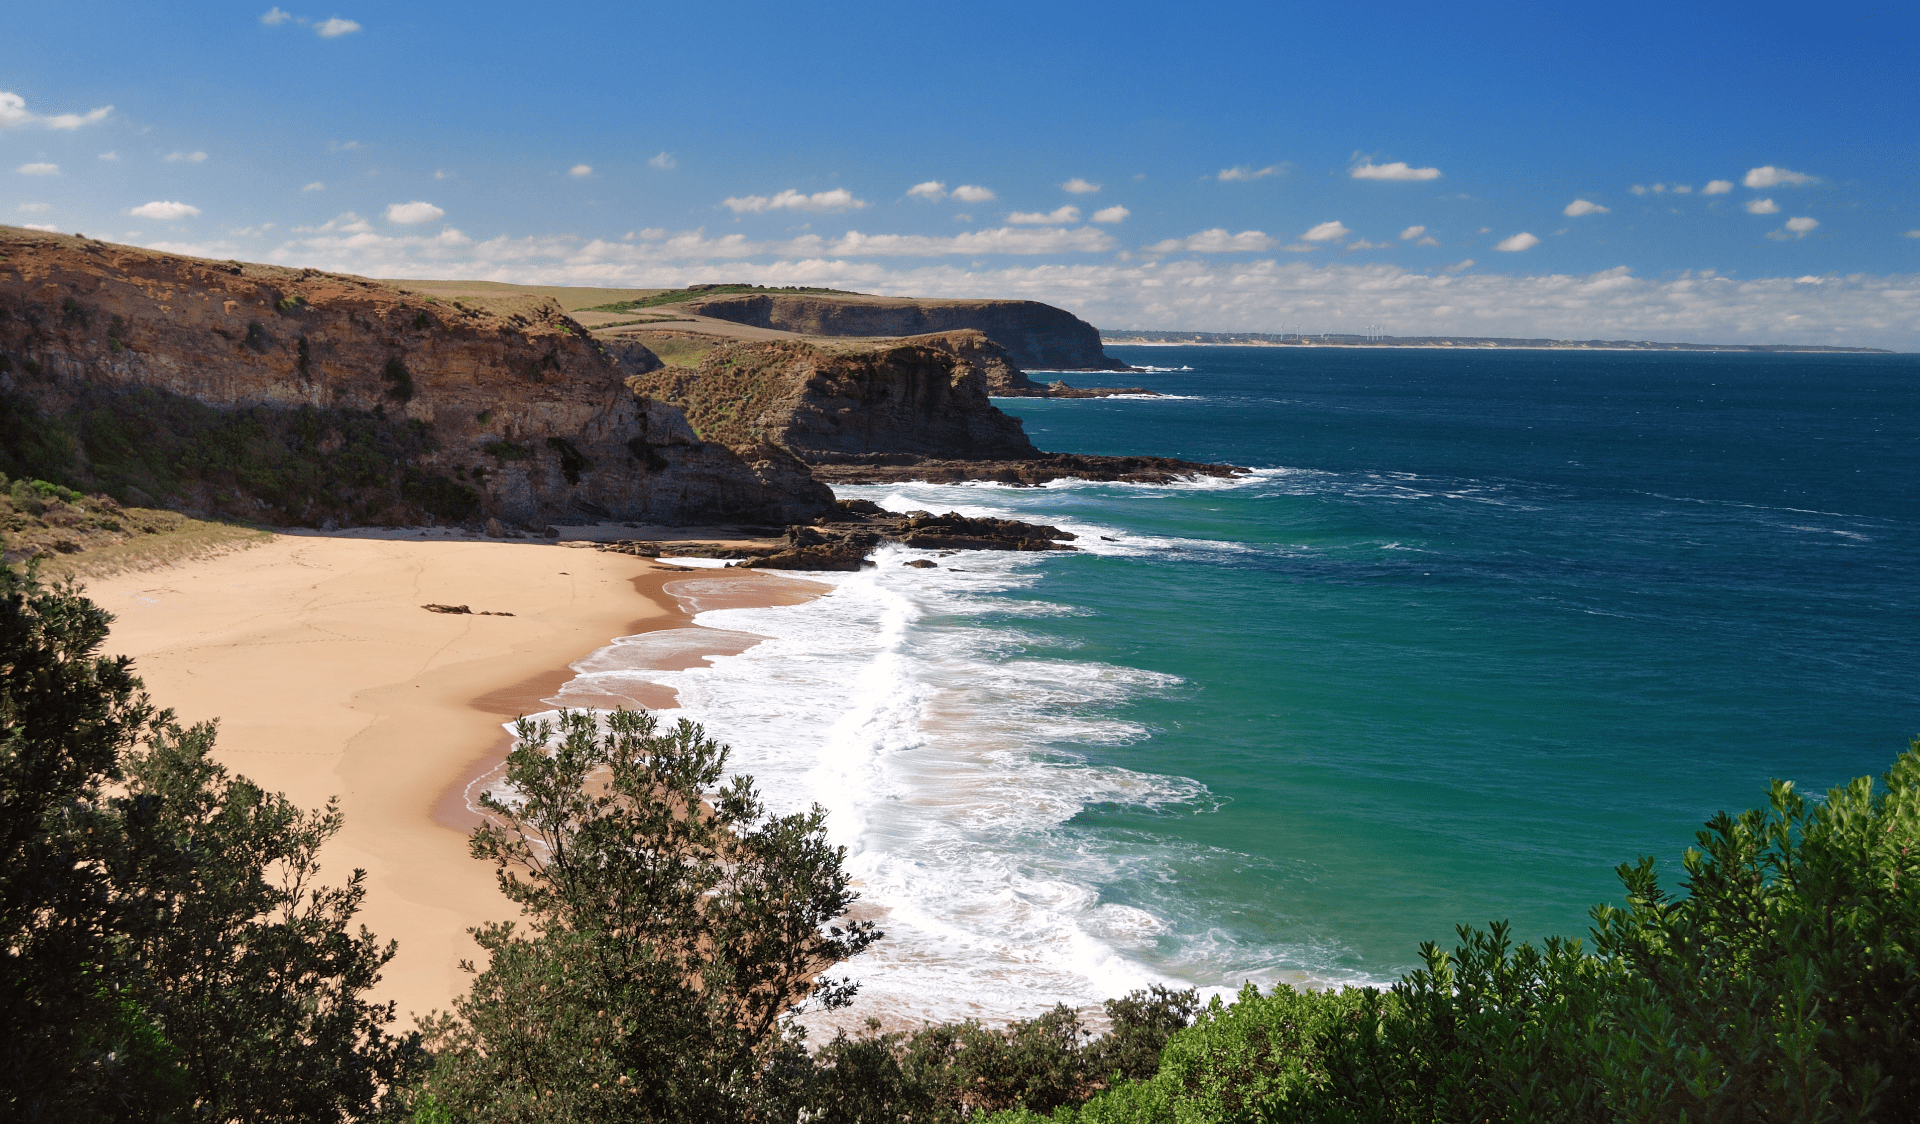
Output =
[{"x1": 4, "y1": 0, "x2": 1918, "y2": 346}]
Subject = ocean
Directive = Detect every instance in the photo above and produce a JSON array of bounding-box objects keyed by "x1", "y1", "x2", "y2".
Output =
[{"x1": 546, "y1": 345, "x2": 1920, "y2": 1027}]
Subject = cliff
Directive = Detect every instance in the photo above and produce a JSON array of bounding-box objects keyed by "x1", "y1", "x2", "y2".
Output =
[
  {"x1": 674, "y1": 291, "x2": 1131, "y2": 372},
  {"x1": 627, "y1": 332, "x2": 1244, "y2": 486},
  {"x1": 0, "y1": 227, "x2": 830, "y2": 530}
]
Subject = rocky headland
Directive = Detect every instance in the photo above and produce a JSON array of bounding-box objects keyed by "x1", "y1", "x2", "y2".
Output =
[
  {"x1": 0, "y1": 227, "x2": 829, "y2": 531},
  {"x1": 1, "y1": 228, "x2": 1241, "y2": 569}
]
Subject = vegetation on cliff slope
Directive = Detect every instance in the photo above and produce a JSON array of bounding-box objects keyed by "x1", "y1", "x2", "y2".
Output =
[
  {"x1": 585, "y1": 284, "x2": 861, "y2": 313},
  {"x1": 0, "y1": 382, "x2": 478, "y2": 527},
  {"x1": 1, "y1": 473, "x2": 269, "y2": 576}
]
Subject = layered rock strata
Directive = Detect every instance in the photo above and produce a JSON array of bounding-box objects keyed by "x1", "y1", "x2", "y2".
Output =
[
  {"x1": 628, "y1": 333, "x2": 1244, "y2": 486},
  {"x1": 675, "y1": 290, "x2": 1131, "y2": 371},
  {"x1": 0, "y1": 228, "x2": 830, "y2": 528}
]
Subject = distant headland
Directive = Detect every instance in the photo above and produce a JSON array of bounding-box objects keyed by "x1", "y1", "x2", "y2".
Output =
[{"x1": 1099, "y1": 329, "x2": 1893, "y2": 354}]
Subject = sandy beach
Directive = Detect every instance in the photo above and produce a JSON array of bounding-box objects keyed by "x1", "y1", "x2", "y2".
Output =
[{"x1": 82, "y1": 529, "x2": 818, "y2": 1026}]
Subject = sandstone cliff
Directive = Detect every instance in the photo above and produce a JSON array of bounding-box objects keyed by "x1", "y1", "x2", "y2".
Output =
[
  {"x1": 675, "y1": 291, "x2": 1131, "y2": 372},
  {"x1": 0, "y1": 228, "x2": 830, "y2": 529},
  {"x1": 627, "y1": 332, "x2": 1243, "y2": 486}
]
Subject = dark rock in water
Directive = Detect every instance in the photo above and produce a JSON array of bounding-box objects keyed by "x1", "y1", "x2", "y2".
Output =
[
  {"x1": 904, "y1": 559, "x2": 938, "y2": 569},
  {"x1": 811, "y1": 453, "x2": 1247, "y2": 487},
  {"x1": 595, "y1": 501, "x2": 1077, "y2": 572}
]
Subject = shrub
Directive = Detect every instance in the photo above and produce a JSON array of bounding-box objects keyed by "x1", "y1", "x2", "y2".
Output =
[{"x1": 382, "y1": 357, "x2": 415, "y2": 402}]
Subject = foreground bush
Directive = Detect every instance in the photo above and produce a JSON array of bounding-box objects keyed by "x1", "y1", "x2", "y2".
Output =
[
  {"x1": 0, "y1": 567, "x2": 418, "y2": 1122},
  {"x1": 988, "y1": 737, "x2": 1920, "y2": 1123}
]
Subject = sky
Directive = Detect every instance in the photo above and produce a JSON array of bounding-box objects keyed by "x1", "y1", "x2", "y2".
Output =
[{"x1": 3, "y1": 0, "x2": 1918, "y2": 347}]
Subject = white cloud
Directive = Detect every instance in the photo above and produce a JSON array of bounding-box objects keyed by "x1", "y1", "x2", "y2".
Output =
[
  {"x1": 1745, "y1": 166, "x2": 1817, "y2": 188},
  {"x1": 16, "y1": 163, "x2": 58, "y2": 176},
  {"x1": 1091, "y1": 205, "x2": 1130, "y2": 224},
  {"x1": 385, "y1": 200, "x2": 445, "y2": 224},
  {"x1": 1302, "y1": 220, "x2": 1350, "y2": 242},
  {"x1": 1442, "y1": 260, "x2": 1475, "y2": 273},
  {"x1": 907, "y1": 181, "x2": 946, "y2": 201},
  {"x1": 166, "y1": 150, "x2": 209, "y2": 163},
  {"x1": 1346, "y1": 239, "x2": 1390, "y2": 250},
  {"x1": 951, "y1": 184, "x2": 995, "y2": 203},
  {"x1": 433, "y1": 169, "x2": 451, "y2": 179},
  {"x1": 569, "y1": 163, "x2": 592, "y2": 178},
  {"x1": 1673, "y1": 184, "x2": 1693, "y2": 194},
  {"x1": 1563, "y1": 199, "x2": 1610, "y2": 216},
  {"x1": 17, "y1": 202, "x2": 49, "y2": 212},
  {"x1": 315, "y1": 17, "x2": 361, "y2": 37},
  {"x1": 1062, "y1": 178, "x2": 1101, "y2": 194},
  {"x1": 829, "y1": 227, "x2": 1116, "y2": 256},
  {"x1": 303, "y1": 181, "x2": 325, "y2": 192},
  {"x1": 649, "y1": 151, "x2": 677, "y2": 170},
  {"x1": 261, "y1": 7, "x2": 292, "y2": 24},
  {"x1": 0, "y1": 91, "x2": 112, "y2": 131},
  {"x1": 1905, "y1": 230, "x2": 1920, "y2": 239},
  {"x1": 292, "y1": 211, "x2": 372, "y2": 234},
  {"x1": 1631, "y1": 185, "x2": 1647, "y2": 195},
  {"x1": 1767, "y1": 216, "x2": 1821, "y2": 241},
  {"x1": 1703, "y1": 180, "x2": 1733, "y2": 195},
  {"x1": 1218, "y1": 164, "x2": 1283, "y2": 181},
  {"x1": 722, "y1": 188, "x2": 866, "y2": 214},
  {"x1": 245, "y1": 230, "x2": 1920, "y2": 349},
  {"x1": 1351, "y1": 160, "x2": 1441, "y2": 181},
  {"x1": 1417, "y1": 236, "x2": 1441, "y2": 246},
  {"x1": 1495, "y1": 231, "x2": 1540, "y2": 252},
  {"x1": 1400, "y1": 225, "x2": 1426, "y2": 240},
  {"x1": 98, "y1": 151, "x2": 118, "y2": 161},
  {"x1": 129, "y1": 201, "x2": 202, "y2": 220},
  {"x1": 1145, "y1": 229, "x2": 1275, "y2": 253},
  {"x1": 22, "y1": 223, "x2": 60, "y2": 232},
  {"x1": 1745, "y1": 198, "x2": 1780, "y2": 215},
  {"x1": 1008, "y1": 205, "x2": 1081, "y2": 225}
]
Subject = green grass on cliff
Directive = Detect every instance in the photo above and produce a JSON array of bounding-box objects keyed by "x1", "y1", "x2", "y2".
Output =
[
  {"x1": 585, "y1": 283, "x2": 862, "y2": 313},
  {"x1": 0, "y1": 383, "x2": 479, "y2": 528},
  {"x1": 0, "y1": 474, "x2": 269, "y2": 577}
]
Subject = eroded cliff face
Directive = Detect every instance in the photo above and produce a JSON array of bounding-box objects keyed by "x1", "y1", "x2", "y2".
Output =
[
  {"x1": 0, "y1": 228, "x2": 829, "y2": 528},
  {"x1": 677, "y1": 292, "x2": 1130, "y2": 371},
  {"x1": 628, "y1": 331, "x2": 1041, "y2": 466}
]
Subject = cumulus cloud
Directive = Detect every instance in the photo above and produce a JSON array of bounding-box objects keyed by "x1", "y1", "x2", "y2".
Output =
[
  {"x1": 16, "y1": 163, "x2": 58, "y2": 176},
  {"x1": 1745, "y1": 198, "x2": 1780, "y2": 215},
  {"x1": 315, "y1": 17, "x2": 361, "y2": 37},
  {"x1": 293, "y1": 211, "x2": 372, "y2": 233},
  {"x1": 1008, "y1": 205, "x2": 1081, "y2": 225},
  {"x1": 1745, "y1": 166, "x2": 1817, "y2": 188},
  {"x1": 907, "y1": 181, "x2": 946, "y2": 200},
  {"x1": 1703, "y1": 180, "x2": 1733, "y2": 195},
  {"x1": 0, "y1": 91, "x2": 112, "y2": 131},
  {"x1": 1417, "y1": 236, "x2": 1440, "y2": 246},
  {"x1": 649, "y1": 151, "x2": 676, "y2": 170},
  {"x1": 1766, "y1": 216, "x2": 1820, "y2": 241},
  {"x1": 1302, "y1": 221, "x2": 1350, "y2": 242},
  {"x1": 245, "y1": 228, "x2": 1920, "y2": 349},
  {"x1": 303, "y1": 181, "x2": 325, "y2": 191},
  {"x1": 22, "y1": 223, "x2": 61, "y2": 232},
  {"x1": 569, "y1": 164, "x2": 592, "y2": 177},
  {"x1": 1091, "y1": 205, "x2": 1130, "y2": 223},
  {"x1": 1563, "y1": 199, "x2": 1610, "y2": 216},
  {"x1": 1346, "y1": 239, "x2": 1390, "y2": 250},
  {"x1": 384, "y1": 200, "x2": 445, "y2": 224},
  {"x1": 1351, "y1": 160, "x2": 1441, "y2": 181},
  {"x1": 1400, "y1": 225, "x2": 1426, "y2": 240},
  {"x1": 1145, "y1": 229, "x2": 1275, "y2": 253},
  {"x1": 261, "y1": 7, "x2": 293, "y2": 23},
  {"x1": 1061, "y1": 178, "x2": 1100, "y2": 194},
  {"x1": 951, "y1": 184, "x2": 995, "y2": 203},
  {"x1": 1495, "y1": 231, "x2": 1540, "y2": 252},
  {"x1": 1673, "y1": 184, "x2": 1693, "y2": 194},
  {"x1": 1905, "y1": 230, "x2": 1920, "y2": 239},
  {"x1": 1218, "y1": 164, "x2": 1283, "y2": 181},
  {"x1": 129, "y1": 201, "x2": 202, "y2": 220},
  {"x1": 166, "y1": 151, "x2": 209, "y2": 163},
  {"x1": 723, "y1": 188, "x2": 866, "y2": 214},
  {"x1": 98, "y1": 151, "x2": 118, "y2": 161}
]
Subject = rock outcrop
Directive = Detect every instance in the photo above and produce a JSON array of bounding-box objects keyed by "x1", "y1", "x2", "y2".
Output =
[
  {"x1": 596, "y1": 500, "x2": 1079, "y2": 571},
  {"x1": 628, "y1": 332, "x2": 1245, "y2": 487},
  {"x1": 0, "y1": 227, "x2": 831, "y2": 529},
  {"x1": 675, "y1": 291, "x2": 1131, "y2": 371}
]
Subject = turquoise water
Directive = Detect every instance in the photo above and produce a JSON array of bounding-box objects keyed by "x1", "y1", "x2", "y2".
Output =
[{"x1": 583, "y1": 345, "x2": 1918, "y2": 1021}]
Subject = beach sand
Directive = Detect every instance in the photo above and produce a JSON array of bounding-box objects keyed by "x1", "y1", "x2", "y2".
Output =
[{"x1": 82, "y1": 529, "x2": 817, "y2": 1026}]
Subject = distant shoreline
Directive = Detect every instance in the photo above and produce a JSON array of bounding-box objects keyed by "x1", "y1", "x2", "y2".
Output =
[{"x1": 1100, "y1": 334, "x2": 1895, "y2": 355}]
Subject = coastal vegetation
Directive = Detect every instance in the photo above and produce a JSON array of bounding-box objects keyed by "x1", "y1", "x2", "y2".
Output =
[
  {"x1": 5, "y1": 577, "x2": 1916, "y2": 1121},
  {"x1": 584, "y1": 284, "x2": 862, "y2": 314}
]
